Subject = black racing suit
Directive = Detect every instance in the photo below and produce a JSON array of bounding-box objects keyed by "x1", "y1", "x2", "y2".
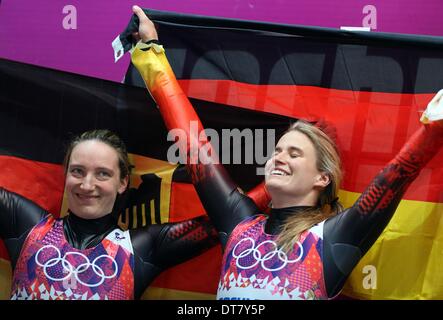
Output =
[
  {"x1": 131, "y1": 42, "x2": 443, "y2": 298},
  {"x1": 0, "y1": 189, "x2": 218, "y2": 299}
]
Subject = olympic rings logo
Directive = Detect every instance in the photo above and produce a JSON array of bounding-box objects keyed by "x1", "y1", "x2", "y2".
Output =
[
  {"x1": 232, "y1": 237, "x2": 303, "y2": 271},
  {"x1": 35, "y1": 245, "x2": 118, "y2": 288}
]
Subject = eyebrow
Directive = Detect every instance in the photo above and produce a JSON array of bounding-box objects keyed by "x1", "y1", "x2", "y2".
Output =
[
  {"x1": 96, "y1": 167, "x2": 114, "y2": 172},
  {"x1": 68, "y1": 164, "x2": 114, "y2": 172},
  {"x1": 68, "y1": 164, "x2": 84, "y2": 169}
]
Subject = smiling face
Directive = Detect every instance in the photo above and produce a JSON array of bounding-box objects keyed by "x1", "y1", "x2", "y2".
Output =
[
  {"x1": 264, "y1": 130, "x2": 330, "y2": 208},
  {"x1": 65, "y1": 140, "x2": 129, "y2": 219}
]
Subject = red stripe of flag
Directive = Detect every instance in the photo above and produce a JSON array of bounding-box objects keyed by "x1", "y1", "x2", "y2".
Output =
[
  {"x1": 179, "y1": 79, "x2": 442, "y2": 202},
  {"x1": 0, "y1": 156, "x2": 65, "y2": 260}
]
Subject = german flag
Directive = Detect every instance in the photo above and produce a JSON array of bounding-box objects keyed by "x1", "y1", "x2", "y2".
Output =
[
  {"x1": 2, "y1": 9, "x2": 443, "y2": 300},
  {"x1": 122, "y1": 10, "x2": 443, "y2": 299}
]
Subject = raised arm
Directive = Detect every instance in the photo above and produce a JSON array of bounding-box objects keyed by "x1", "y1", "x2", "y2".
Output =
[
  {"x1": 0, "y1": 188, "x2": 48, "y2": 267},
  {"x1": 129, "y1": 6, "x2": 263, "y2": 246},
  {"x1": 323, "y1": 118, "x2": 443, "y2": 297}
]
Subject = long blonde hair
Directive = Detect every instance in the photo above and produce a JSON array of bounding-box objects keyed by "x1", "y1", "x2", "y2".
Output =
[{"x1": 276, "y1": 120, "x2": 343, "y2": 252}]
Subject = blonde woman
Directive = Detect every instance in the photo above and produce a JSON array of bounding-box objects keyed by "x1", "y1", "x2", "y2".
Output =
[{"x1": 129, "y1": 5, "x2": 443, "y2": 299}]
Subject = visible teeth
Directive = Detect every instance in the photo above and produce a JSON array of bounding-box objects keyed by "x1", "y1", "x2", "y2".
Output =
[{"x1": 271, "y1": 169, "x2": 288, "y2": 176}]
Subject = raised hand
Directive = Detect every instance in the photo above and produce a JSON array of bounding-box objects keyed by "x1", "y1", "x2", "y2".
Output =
[
  {"x1": 131, "y1": 5, "x2": 158, "y2": 43},
  {"x1": 421, "y1": 89, "x2": 443, "y2": 124}
]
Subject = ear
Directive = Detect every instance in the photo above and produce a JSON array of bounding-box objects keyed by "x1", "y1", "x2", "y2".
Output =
[
  {"x1": 118, "y1": 176, "x2": 129, "y2": 194},
  {"x1": 314, "y1": 172, "x2": 330, "y2": 188}
]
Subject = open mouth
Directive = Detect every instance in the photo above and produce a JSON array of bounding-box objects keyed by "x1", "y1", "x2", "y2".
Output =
[
  {"x1": 270, "y1": 168, "x2": 290, "y2": 176},
  {"x1": 76, "y1": 193, "x2": 100, "y2": 201}
]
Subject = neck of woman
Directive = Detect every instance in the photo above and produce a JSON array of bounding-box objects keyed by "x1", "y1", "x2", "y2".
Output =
[
  {"x1": 270, "y1": 191, "x2": 319, "y2": 209},
  {"x1": 63, "y1": 210, "x2": 118, "y2": 249},
  {"x1": 265, "y1": 205, "x2": 313, "y2": 235}
]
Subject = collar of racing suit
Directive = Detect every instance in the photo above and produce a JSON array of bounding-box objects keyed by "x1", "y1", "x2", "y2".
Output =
[
  {"x1": 265, "y1": 206, "x2": 313, "y2": 235},
  {"x1": 63, "y1": 211, "x2": 119, "y2": 250}
]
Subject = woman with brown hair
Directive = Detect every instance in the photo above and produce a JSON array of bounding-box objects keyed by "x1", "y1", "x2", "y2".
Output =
[{"x1": 0, "y1": 129, "x2": 222, "y2": 300}]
